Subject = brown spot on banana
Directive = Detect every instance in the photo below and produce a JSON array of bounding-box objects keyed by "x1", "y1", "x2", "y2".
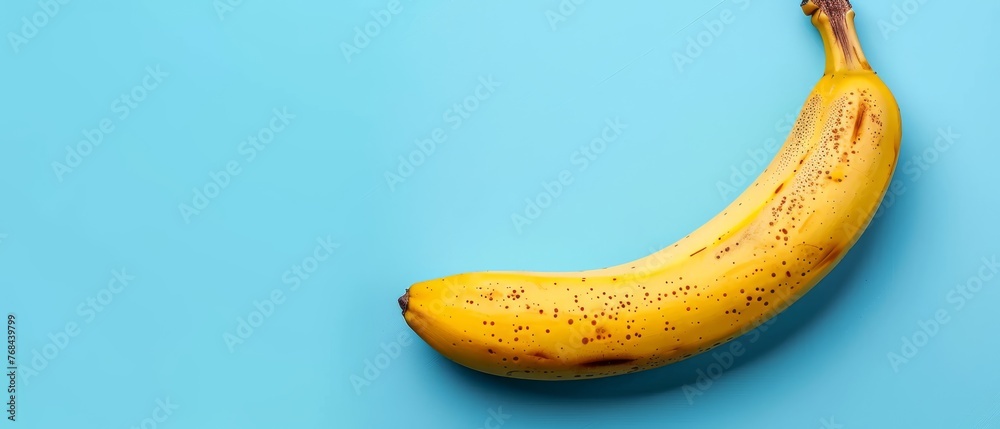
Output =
[
  {"x1": 850, "y1": 103, "x2": 868, "y2": 142},
  {"x1": 817, "y1": 246, "x2": 843, "y2": 268},
  {"x1": 530, "y1": 351, "x2": 552, "y2": 360},
  {"x1": 579, "y1": 358, "x2": 637, "y2": 368}
]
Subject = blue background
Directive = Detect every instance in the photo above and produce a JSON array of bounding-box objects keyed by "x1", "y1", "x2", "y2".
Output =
[{"x1": 2, "y1": 0, "x2": 998, "y2": 428}]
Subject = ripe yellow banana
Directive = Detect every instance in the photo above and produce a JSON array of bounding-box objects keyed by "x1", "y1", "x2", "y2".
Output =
[{"x1": 399, "y1": 0, "x2": 901, "y2": 380}]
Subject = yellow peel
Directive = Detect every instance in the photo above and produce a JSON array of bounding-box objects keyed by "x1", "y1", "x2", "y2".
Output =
[{"x1": 400, "y1": 0, "x2": 901, "y2": 380}]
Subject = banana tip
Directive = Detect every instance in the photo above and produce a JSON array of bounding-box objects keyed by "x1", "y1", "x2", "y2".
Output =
[{"x1": 398, "y1": 290, "x2": 409, "y2": 314}]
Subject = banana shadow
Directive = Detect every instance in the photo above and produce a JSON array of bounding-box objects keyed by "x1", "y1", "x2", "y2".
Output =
[{"x1": 422, "y1": 210, "x2": 897, "y2": 404}]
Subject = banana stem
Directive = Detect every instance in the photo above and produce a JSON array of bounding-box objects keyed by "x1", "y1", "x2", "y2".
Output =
[{"x1": 803, "y1": 0, "x2": 871, "y2": 74}]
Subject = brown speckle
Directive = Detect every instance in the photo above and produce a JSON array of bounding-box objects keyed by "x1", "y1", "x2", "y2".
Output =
[{"x1": 580, "y1": 358, "x2": 636, "y2": 367}]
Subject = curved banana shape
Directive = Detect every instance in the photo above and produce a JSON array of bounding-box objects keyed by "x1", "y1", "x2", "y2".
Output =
[{"x1": 399, "y1": 0, "x2": 901, "y2": 380}]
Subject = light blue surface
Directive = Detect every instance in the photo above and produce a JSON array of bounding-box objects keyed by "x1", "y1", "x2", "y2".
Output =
[{"x1": 2, "y1": 0, "x2": 998, "y2": 428}]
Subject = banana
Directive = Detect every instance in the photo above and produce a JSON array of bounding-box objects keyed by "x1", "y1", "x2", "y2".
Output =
[{"x1": 398, "y1": 0, "x2": 901, "y2": 380}]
